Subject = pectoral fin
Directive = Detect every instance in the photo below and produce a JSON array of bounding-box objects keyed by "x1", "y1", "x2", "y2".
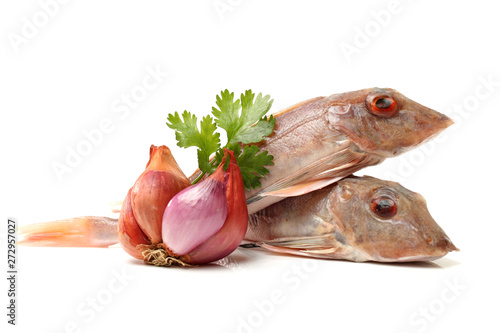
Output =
[
  {"x1": 247, "y1": 145, "x2": 383, "y2": 204},
  {"x1": 259, "y1": 177, "x2": 343, "y2": 197},
  {"x1": 250, "y1": 234, "x2": 362, "y2": 260}
]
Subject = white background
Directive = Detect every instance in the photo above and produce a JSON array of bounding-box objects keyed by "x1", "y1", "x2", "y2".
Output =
[{"x1": 1, "y1": 1, "x2": 499, "y2": 332}]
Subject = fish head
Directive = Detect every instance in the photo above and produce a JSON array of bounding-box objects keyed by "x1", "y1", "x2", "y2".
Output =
[
  {"x1": 326, "y1": 88, "x2": 453, "y2": 157},
  {"x1": 329, "y1": 176, "x2": 458, "y2": 262}
]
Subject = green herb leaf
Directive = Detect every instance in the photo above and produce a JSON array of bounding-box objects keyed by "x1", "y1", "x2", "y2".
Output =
[
  {"x1": 212, "y1": 89, "x2": 274, "y2": 145},
  {"x1": 167, "y1": 90, "x2": 275, "y2": 189},
  {"x1": 233, "y1": 114, "x2": 275, "y2": 144},
  {"x1": 211, "y1": 90, "x2": 241, "y2": 144},
  {"x1": 166, "y1": 111, "x2": 220, "y2": 173},
  {"x1": 218, "y1": 144, "x2": 274, "y2": 191}
]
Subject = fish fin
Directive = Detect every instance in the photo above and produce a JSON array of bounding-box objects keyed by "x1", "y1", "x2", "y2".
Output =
[
  {"x1": 251, "y1": 145, "x2": 383, "y2": 199},
  {"x1": 255, "y1": 235, "x2": 353, "y2": 260},
  {"x1": 271, "y1": 96, "x2": 324, "y2": 117},
  {"x1": 19, "y1": 216, "x2": 119, "y2": 248},
  {"x1": 259, "y1": 178, "x2": 343, "y2": 197}
]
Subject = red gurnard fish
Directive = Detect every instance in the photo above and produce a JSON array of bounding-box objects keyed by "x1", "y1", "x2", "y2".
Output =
[
  {"x1": 237, "y1": 88, "x2": 452, "y2": 214},
  {"x1": 245, "y1": 176, "x2": 458, "y2": 262}
]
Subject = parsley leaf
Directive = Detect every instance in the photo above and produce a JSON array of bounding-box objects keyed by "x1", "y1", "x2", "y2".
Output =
[
  {"x1": 216, "y1": 144, "x2": 274, "y2": 191},
  {"x1": 212, "y1": 89, "x2": 274, "y2": 145},
  {"x1": 166, "y1": 111, "x2": 220, "y2": 173},
  {"x1": 211, "y1": 90, "x2": 241, "y2": 143},
  {"x1": 167, "y1": 90, "x2": 275, "y2": 190}
]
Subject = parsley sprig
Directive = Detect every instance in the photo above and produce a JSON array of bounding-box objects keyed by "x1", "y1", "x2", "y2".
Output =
[{"x1": 166, "y1": 90, "x2": 275, "y2": 190}]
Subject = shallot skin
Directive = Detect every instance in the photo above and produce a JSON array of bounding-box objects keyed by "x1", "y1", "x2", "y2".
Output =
[
  {"x1": 179, "y1": 150, "x2": 248, "y2": 264},
  {"x1": 117, "y1": 145, "x2": 191, "y2": 259},
  {"x1": 162, "y1": 168, "x2": 228, "y2": 256}
]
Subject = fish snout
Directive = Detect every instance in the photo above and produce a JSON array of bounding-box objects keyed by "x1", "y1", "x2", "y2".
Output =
[
  {"x1": 407, "y1": 100, "x2": 454, "y2": 137},
  {"x1": 413, "y1": 236, "x2": 458, "y2": 262},
  {"x1": 422, "y1": 103, "x2": 454, "y2": 130},
  {"x1": 374, "y1": 203, "x2": 458, "y2": 262},
  {"x1": 374, "y1": 100, "x2": 454, "y2": 158},
  {"x1": 408, "y1": 221, "x2": 459, "y2": 261},
  {"x1": 434, "y1": 237, "x2": 459, "y2": 253}
]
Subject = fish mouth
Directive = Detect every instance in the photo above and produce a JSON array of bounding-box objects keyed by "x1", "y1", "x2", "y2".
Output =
[
  {"x1": 382, "y1": 237, "x2": 459, "y2": 263},
  {"x1": 359, "y1": 226, "x2": 459, "y2": 263},
  {"x1": 441, "y1": 114, "x2": 454, "y2": 128},
  {"x1": 383, "y1": 255, "x2": 447, "y2": 263},
  {"x1": 436, "y1": 238, "x2": 459, "y2": 252}
]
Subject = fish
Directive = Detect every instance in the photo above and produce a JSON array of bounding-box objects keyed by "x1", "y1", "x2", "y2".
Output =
[
  {"x1": 189, "y1": 87, "x2": 453, "y2": 214},
  {"x1": 245, "y1": 176, "x2": 458, "y2": 262},
  {"x1": 20, "y1": 176, "x2": 458, "y2": 262},
  {"x1": 19, "y1": 87, "x2": 454, "y2": 258}
]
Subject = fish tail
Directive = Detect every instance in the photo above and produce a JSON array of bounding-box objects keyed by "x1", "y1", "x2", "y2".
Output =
[{"x1": 19, "y1": 216, "x2": 119, "y2": 247}]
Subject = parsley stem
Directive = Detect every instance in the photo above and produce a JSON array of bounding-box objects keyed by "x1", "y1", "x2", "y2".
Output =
[
  {"x1": 191, "y1": 171, "x2": 206, "y2": 185},
  {"x1": 191, "y1": 159, "x2": 218, "y2": 185}
]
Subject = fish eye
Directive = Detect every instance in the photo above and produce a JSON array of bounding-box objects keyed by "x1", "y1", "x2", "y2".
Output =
[
  {"x1": 367, "y1": 94, "x2": 398, "y2": 117},
  {"x1": 370, "y1": 196, "x2": 397, "y2": 219}
]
